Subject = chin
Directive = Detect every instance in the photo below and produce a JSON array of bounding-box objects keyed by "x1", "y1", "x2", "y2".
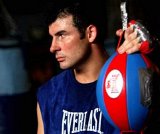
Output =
[
  {"x1": 59, "y1": 62, "x2": 74, "y2": 70},
  {"x1": 60, "y1": 64, "x2": 70, "y2": 70}
]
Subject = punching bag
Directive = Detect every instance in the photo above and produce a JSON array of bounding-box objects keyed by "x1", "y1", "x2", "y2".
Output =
[
  {"x1": 96, "y1": 51, "x2": 154, "y2": 132},
  {"x1": 96, "y1": 20, "x2": 155, "y2": 132}
]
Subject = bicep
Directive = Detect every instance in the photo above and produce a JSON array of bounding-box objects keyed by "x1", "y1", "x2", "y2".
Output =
[{"x1": 37, "y1": 103, "x2": 44, "y2": 134}]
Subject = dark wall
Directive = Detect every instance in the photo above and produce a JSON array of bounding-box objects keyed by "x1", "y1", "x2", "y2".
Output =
[{"x1": 2, "y1": 0, "x2": 160, "y2": 39}]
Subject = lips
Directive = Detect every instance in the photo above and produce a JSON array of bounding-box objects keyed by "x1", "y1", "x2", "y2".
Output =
[{"x1": 56, "y1": 56, "x2": 65, "y2": 62}]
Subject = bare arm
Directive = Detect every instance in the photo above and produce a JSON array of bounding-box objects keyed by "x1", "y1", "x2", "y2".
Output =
[{"x1": 37, "y1": 103, "x2": 44, "y2": 134}]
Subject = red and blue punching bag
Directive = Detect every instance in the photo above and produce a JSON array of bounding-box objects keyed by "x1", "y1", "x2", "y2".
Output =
[
  {"x1": 96, "y1": 20, "x2": 155, "y2": 132},
  {"x1": 96, "y1": 51, "x2": 154, "y2": 132}
]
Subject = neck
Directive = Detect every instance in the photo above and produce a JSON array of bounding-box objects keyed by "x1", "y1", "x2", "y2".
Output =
[{"x1": 74, "y1": 44, "x2": 109, "y2": 83}]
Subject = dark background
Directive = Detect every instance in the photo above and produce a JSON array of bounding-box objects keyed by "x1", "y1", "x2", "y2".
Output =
[
  {"x1": 1, "y1": 0, "x2": 160, "y2": 133},
  {"x1": 3, "y1": 0, "x2": 160, "y2": 40}
]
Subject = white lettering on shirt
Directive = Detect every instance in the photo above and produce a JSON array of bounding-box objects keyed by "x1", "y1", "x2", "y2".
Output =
[{"x1": 61, "y1": 108, "x2": 103, "y2": 134}]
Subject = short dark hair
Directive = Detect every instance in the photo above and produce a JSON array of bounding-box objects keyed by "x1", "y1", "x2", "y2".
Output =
[{"x1": 44, "y1": 0, "x2": 107, "y2": 44}]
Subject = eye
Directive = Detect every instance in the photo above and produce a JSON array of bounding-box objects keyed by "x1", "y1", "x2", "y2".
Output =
[
  {"x1": 56, "y1": 30, "x2": 66, "y2": 40},
  {"x1": 59, "y1": 33, "x2": 65, "y2": 39}
]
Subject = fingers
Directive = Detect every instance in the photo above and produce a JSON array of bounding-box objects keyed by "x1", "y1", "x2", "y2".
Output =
[
  {"x1": 124, "y1": 26, "x2": 134, "y2": 39},
  {"x1": 117, "y1": 27, "x2": 142, "y2": 54},
  {"x1": 118, "y1": 38, "x2": 142, "y2": 54},
  {"x1": 116, "y1": 29, "x2": 123, "y2": 37}
]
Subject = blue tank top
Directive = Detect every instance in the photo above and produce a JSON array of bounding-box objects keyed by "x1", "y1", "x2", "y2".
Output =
[{"x1": 37, "y1": 69, "x2": 119, "y2": 134}]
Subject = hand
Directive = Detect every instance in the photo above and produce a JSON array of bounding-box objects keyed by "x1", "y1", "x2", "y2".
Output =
[{"x1": 116, "y1": 27, "x2": 142, "y2": 54}]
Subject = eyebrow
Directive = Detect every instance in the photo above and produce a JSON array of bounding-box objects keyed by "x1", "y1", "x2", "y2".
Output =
[{"x1": 55, "y1": 30, "x2": 66, "y2": 36}]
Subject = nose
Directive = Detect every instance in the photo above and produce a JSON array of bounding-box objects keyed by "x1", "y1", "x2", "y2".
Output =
[{"x1": 50, "y1": 38, "x2": 60, "y2": 53}]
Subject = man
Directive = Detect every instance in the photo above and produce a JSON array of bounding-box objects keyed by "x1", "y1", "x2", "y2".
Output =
[{"x1": 36, "y1": 0, "x2": 152, "y2": 133}]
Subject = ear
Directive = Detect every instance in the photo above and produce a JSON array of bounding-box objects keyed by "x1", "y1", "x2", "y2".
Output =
[{"x1": 86, "y1": 25, "x2": 97, "y2": 43}]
